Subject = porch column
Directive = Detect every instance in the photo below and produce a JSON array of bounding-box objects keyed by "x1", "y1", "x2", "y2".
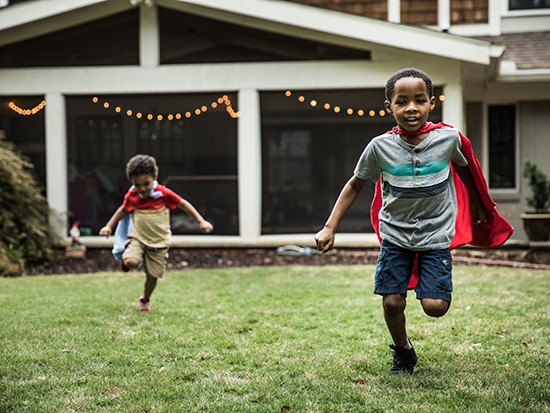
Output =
[
  {"x1": 237, "y1": 89, "x2": 262, "y2": 242},
  {"x1": 442, "y1": 74, "x2": 464, "y2": 132},
  {"x1": 45, "y1": 92, "x2": 68, "y2": 240},
  {"x1": 140, "y1": 4, "x2": 159, "y2": 67}
]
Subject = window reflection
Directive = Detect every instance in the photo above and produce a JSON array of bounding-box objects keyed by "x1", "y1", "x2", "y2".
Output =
[
  {"x1": 260, "y1": 88, "x2": 442, "y2": 234},
  {"x1": 66, "y1": 93, "x2": 239, "y2": 235}
]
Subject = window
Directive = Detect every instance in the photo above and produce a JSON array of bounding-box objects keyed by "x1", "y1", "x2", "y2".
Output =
[
  {"x1": 260, "y1": 88, "x2": 443, "y2": 234},
  {"x1": 488, "y1": 105, "x2": 516, "y2": 189},
  {"x1": 0, "y1": 96, "x2": 46, "y2": 190},
  {"x1": 509, "y1": 0, "x2": 550, "y2": 10},
  {"x1": 66, "y1": 93, "x2": 239, "y2": 235}
]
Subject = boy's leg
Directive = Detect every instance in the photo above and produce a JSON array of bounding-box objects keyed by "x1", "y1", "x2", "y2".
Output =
[
  {"x1": 415, "y1": 248, "x2": 453, "y2": 317},
  {"x1": 140, "y1": 246, "x2": 169, "y2": 304},
  {"x1": 382, "y1": 294, "x2": 408, "y2": 347},
  {"x1": 374, "y1": 241, "x2": 418, "y2": 374},
  {"x1": 121, "y1": 238, "x2": 143, "y2": 270},
  {"x1": 143, "y1": 274, "x2": 157, "y2": 301}
]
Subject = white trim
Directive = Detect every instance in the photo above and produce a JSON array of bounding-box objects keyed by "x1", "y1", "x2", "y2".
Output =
[
  {"x1": 438, "y1": 0, "x2": 450, "y2": 31},
  {"x1": 498, "y1": 68, "x2": 550, "y2": 83},
  {"x1": 488, "y1": 0, "x2": 503, "y2": 35},
  {"x1": 76, "y1": 233, "x2": 381, "y2": 248},
  {"x1": 45, "y1": 92, "x2": 68, "y2": 239},
  {"x1": 388, "y1": 0, "x2": 400, "y2": 24},
  {"x1": 0, "y1": 59, "x2": 485, "y2": 95}
]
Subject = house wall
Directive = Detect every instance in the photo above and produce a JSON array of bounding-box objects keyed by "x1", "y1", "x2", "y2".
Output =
[
  {"x1": 1, "y1": 0, "x2": 516, "y2": 248},
  {"x1": 0, "y1": 57, "x2": 465, "y2": 248}
]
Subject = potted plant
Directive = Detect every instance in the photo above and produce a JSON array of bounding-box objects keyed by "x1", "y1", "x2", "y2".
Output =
[{"x1": 521, "y1": 160, "x2": 550, "y2": 241}]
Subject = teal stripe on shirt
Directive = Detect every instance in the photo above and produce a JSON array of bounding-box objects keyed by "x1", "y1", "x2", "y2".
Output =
[{"x1": 380, "y1": 157, "x2": 451, "y2": 177}]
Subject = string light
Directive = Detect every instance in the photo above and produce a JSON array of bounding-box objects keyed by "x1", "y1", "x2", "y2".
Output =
[
  {"x1": 91, "y1": 94, "x2": 240, "y2": 121},
  {"x1": 285, "y1": 91, "x2": 445, "y2": 118},
  {"x1": 8, "y1": 100, "x2": 46, "y2": 116}
]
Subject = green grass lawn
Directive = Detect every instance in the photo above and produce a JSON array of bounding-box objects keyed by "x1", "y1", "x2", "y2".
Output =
[{"x1": 1, "y1": 264, "x2": 549, "y2": 412}]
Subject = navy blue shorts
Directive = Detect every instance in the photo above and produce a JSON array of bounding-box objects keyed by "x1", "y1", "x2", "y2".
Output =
[{"x1": 374, "y1": 240, "x2": 453, "y2": 302}]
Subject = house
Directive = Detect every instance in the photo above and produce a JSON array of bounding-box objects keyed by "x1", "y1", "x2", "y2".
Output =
[{"x1": 0, "y1": 0, "x2": 548, "y2": 249}]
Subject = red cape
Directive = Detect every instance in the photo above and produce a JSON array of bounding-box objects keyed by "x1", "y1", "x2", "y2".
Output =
[{"x1": 370, "y1": 122, "x2": 514, "y2": 289}]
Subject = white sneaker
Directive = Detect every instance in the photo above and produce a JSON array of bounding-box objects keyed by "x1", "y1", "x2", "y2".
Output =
[{"x1": 138, "y1": 296, "x2": 150, "y2": 312}]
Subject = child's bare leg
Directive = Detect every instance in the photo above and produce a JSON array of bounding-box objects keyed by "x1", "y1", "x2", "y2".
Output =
[
  {"x1": 420, "y1": 298, "x2": 451, "y2": 317},
  {"x1": 383, "y1": 294, "x2": 408, "y2": 347},
  {"x1": 143, "y1": 274, "x2": 157, "y2": 301}
]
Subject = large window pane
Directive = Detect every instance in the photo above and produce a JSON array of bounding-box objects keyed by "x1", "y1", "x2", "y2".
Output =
[
  {"x1": 510, "y1": 0, "x2": 550, "y2": 10},
  {"x1": 66, "y1": 93, "x2": 239, "y2": 235},
  {"x1": 0, "y1": 96, "x2": 46, "y2": 189},
  {"x1": 489, "y1": 105, "x2": 516, "y2": 189},
  {"x1": 261, "y1": 88, "x2": 443, "y2": 234}
]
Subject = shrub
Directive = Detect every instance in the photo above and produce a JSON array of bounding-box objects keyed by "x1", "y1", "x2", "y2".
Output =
[
  {"x1": 523, "y1": 160, "x2": 550, "y2": 214},
  {"x1": 0, "y1": 132, "x2": 59, "y2": 276}
]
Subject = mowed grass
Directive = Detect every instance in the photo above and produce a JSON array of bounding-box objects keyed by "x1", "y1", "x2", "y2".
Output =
[{"x1": 1, "y1": 264, "x2": 549, "y2": 412}]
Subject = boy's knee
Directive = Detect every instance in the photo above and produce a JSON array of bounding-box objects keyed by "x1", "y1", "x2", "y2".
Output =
[
  {"x1": 123, "y1": 257, "x2": 140, "y2": 269},
  {"x1": 383, "y1": 294, "x2": 407, "y2": 316},
  {"x1": 421, "y1": 298, "x2": 451, "y2": 317}
]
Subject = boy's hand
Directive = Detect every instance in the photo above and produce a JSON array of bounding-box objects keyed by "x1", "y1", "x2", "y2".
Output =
[
  {"x1": 314, "y1": 227, "x2": 335, "y2": 254},
  {"x1": 99, "y1": 226, "x2": 112, "y2": 238},
  {"x1": 471, "y1": 199, "x2": 487, "y2": 226},
  {"x1": 199, "y1": 220, "x2": 213, "y2": 234}
]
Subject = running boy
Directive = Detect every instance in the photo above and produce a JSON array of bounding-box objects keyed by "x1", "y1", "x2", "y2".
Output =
[
  {"x1": 100, "y1": 154, "x2": 213, "y2": 312},
  {"x1": 314, "y1": 68, "x2": 512, "y2": 374}
]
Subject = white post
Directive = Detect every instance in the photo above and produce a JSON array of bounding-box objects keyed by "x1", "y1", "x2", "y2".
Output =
[
  {"x1": 388, "y1": 0, "x2": 400, "y2": 23},
  {"x1": 140, "y1": 4, "x2": 159, "y2": 67},
  {"x1": 488, "y1": 0, "x2": 502, "y2": 36},
  {"x1": 45, "y1": 92, "x2": 68, "y2": 240},
  {"x1": 237, "y1": 89, "x2": 262, "y2": 242},
  {"x1": 438, "y1": 0, "x2": 451, "y2": 31},
  {"x1": 442, "y1": 75, "x2": 464, "y2": 132}
]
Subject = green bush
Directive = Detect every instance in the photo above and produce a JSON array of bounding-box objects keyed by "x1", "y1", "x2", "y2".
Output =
[
  {"x1": 523, "y1": 160, "x2": 550, "y2": 214},
  {"x1": 0, "y1": 132, "x2": 59, "y2": 276}
]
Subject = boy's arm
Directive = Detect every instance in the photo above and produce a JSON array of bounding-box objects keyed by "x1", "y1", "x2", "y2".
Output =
[
  {"x1": 315, "y1": 175, "x2": 367, "y2": 254},
  {"x1": 453, "y1": 162, "x2": 487, "y2": 225},
  {"x1": 99, "y1": 205, "x2": 128, "y2": 238},
  {"x1": 177, "y1": 199, "x2": 213, "y2": 233}
]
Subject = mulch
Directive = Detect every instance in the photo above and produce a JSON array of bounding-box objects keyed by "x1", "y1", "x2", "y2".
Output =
[{"x1": 15, "y1": 246, "x2": 550, "y2": 277}]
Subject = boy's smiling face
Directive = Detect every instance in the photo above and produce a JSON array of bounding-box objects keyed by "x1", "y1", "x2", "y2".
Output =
[
  {"x1": 385, "y1": 77, "x2": 435, "y2": 133},
  {"x1": 131, "y1": 173, "x2": 158, "y2": 198}
]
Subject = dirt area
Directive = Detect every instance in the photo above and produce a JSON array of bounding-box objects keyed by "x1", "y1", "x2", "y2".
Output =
[{"x1": 16, "y1": 245, "x2": 550, "y2": 277}]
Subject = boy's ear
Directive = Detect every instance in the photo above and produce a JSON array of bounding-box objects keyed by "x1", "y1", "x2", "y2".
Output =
[
  {"x1": 384, "y1": 100, "x2": 393, "y2": 115},
  {"x1": 429, "y1": 96, "x2": 436, "y2": 112},
  {"x1": 154, "y1": 173, "x2": 159, "y2": 181}
]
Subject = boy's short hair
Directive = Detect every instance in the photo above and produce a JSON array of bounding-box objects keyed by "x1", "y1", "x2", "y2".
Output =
[
  {"x1": 126, "y1": 154, "x2": 158, "y2": 180},
  {"x1": 385, "y1": 68, "x2": 433, "y2": 101}
]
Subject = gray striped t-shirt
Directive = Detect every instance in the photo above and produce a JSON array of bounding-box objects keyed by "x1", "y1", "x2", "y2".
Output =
[{"x1": 354, "y1": 126, "x2": 468, "y2": 251}]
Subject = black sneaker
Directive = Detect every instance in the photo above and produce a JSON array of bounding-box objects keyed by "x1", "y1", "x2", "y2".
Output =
[{"x1": 389, "y1": 342, "x2": 417, "y2": 375}]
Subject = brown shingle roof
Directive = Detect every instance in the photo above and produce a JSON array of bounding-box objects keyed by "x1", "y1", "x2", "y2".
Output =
[{"x1": 475, "y1": 31, "x2": 550, "y2": 70}]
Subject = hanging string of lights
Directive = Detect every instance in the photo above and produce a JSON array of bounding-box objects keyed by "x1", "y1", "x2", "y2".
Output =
[
  {"x1": 284, "y1": 90, "x2": 445, "y2": 117},
  {"x1": 8, "y1": 100, "x2": 47, "y2": 116},
  {"x1": 92, "y1": 95, "x2": 240, "y2": 120}
]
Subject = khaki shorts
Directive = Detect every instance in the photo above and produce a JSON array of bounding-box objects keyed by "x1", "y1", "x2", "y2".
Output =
[{"x1": 122, "y1": 237, "x2": 169, "y2": 279}]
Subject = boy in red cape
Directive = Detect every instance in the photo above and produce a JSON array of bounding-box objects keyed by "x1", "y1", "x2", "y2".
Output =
[{"x1": 315, "y1": 68, "x2": 513, "y2": 375}]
